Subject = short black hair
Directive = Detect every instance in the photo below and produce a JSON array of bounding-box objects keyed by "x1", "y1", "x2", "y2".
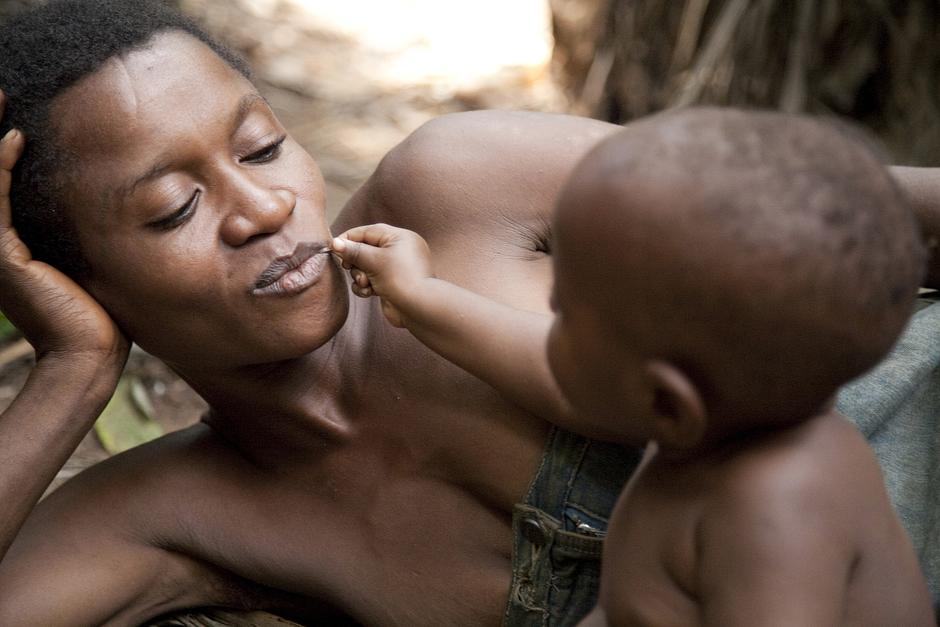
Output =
[
  {"x1": 0, "y1": 0, "x2": 250, "y2": 277},
  {"x1": 564, "y1": 107, "x2": 926, "y2": 424}
]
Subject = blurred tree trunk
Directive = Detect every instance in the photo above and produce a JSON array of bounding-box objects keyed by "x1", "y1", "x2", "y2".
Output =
[
  {"x1": 0, "y1": 0, "x2": 38, "y2": 19},
  {"x1": 550, "y1": 0, "x2": 608, "y2": 104},
  {"x1": 550, "y1": 0, "x2": 940, "y2": 165}
]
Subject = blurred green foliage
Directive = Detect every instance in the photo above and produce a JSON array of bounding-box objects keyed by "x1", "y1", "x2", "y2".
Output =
[
  {"x1": 0, "y1": 313, "x2": 18, "y2": 341},
  {"x1": 95, "y1": 376, "x2": 164, "y2": 454}
]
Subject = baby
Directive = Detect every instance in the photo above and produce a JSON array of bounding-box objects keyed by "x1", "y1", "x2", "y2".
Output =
[{"x1": 331, "y1": 108, "x2": 934, "y2": 625}]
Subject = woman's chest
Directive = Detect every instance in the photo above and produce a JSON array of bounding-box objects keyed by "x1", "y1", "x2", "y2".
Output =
[{"x1": 163, "y1": 399, "x2": 539, "y2": 623}]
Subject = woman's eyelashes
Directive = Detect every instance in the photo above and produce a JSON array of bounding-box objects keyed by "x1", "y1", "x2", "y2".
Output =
[
  {"x1": 242, "y1": 135, "x2": 287, "y2": 164},
  {"x1": 150, "y1": 190, "x2": 199, "y2": 231}
]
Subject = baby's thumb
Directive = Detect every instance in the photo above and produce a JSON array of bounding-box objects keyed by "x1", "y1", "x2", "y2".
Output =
[{"x1": 332, "y1": 237, "x2": 379, "y2": 271}]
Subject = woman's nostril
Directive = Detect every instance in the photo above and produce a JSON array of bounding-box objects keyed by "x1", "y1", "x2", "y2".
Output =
[{"x1": 242, "y1": 231, "x2": 271, "y2": 247}]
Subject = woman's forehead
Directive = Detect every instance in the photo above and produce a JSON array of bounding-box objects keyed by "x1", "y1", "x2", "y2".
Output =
[{"x1": 52, "y1": 30, "x2": 252, "y2": 174}]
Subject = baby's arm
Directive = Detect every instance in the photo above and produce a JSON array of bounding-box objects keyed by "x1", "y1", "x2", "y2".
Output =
[{"x1": 332, "y1": 223, "x2": 572, "y2": 425}]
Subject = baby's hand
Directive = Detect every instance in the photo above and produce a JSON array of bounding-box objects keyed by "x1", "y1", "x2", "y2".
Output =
[{"x1": 331, "y1": 223, "x2": 433, "y2": 328}]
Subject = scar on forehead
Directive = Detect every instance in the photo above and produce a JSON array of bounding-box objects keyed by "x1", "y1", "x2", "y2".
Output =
[
  {"x1": 102, "y1": 55, "x2": 141, "y2": 117},
  {"x1": 105, "y1": 35, "x2": 194, "y2": 117}
]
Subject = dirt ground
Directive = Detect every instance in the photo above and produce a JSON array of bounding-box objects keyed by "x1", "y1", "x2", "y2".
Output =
[{"x1": 0, "y1": 0, "x2": 566, "y2": 490}]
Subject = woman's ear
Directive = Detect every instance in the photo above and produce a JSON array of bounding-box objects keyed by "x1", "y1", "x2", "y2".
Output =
[{"x1": 642, "y1": 360, "x2": 706, "y2": 450}]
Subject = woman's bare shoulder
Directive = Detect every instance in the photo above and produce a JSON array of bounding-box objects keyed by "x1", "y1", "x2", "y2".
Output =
[
  {"x1": 335, "y1": 110, "x2": 619, "y2": 239},
  {"x1": 334, "y1": 110, "x2": 619, "y2": 306},
  {"x1": 0, "y1": 424, "x2": 253, "y2": 625}
]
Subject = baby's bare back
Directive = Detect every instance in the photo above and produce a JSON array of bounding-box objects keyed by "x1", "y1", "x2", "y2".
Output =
[{"x1": 596, "y1": 414, "x2": 933, "y2": 626}]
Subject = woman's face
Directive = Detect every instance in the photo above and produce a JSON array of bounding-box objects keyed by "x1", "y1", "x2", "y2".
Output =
[{"x1": 51, "y1": 31, "x2": 347, "y2": 368}]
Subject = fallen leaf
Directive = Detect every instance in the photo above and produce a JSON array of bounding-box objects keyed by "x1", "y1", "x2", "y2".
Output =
[
  {"x1": 0, "y1": 314, "x2": 19, "y2": 341},
  {"x1": 95, "y1": 375, "x2": 164, "y2": 454}
]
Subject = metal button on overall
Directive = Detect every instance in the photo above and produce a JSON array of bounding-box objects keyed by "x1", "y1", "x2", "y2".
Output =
[{"x1": 521, "y1": 516, "x2": 549, "y2": 547}]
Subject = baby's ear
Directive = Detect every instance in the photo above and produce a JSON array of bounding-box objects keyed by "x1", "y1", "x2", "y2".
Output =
[{"x1": 642, "y1": 360, "x2": 706, "y2": 450}]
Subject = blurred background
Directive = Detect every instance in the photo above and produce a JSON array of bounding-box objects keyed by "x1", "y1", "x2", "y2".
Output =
[{"x1": 0, "y1": 0, "x2": 938, "y2": 486}]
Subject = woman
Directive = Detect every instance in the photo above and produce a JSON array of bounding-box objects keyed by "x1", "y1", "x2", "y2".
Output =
[
  {"x1": 0, "y1": 1, "x2": 938, "y2": 625},
  {"x1": 0, "y1": 1, "x2": 635, "y2": 625}
]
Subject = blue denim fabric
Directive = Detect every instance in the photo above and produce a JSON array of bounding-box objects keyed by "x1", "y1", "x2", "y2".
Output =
[
  {"x1": 503, "y1": 428, "x2": 641, "y2": 627},
  {"x1": 837, "y1": 298, "x2": 940, "y2": 600}
]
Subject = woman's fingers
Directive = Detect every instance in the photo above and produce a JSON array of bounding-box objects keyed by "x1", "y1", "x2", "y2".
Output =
[
  {"x1": 0, "y1": 88, "x2": 11, "y2": 229},
  {"x1": 0, "y1": 129, "x2": 23, "y2": 170},
  {"x1": 0, "y1": 87, "x2": 27, "y2": 253},
  {"x1": 0, "y1": 129, "x2": 27, "y2": 269},
  {"x1": 0, "y1": 128, "x2": 24, "y2": 231}
]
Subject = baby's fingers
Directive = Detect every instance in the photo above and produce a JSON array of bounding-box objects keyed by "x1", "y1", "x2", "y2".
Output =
[
  {"x1": 351, "y1": 283, "x2": 373, "y2": 299},
  {"x1": 349, "y1": 269, "x2": 373, "y2": 298},
  {"x1": 351, "y1": 268, "x2": 370, "y2": 289},
  {"x1": 335, "y1": 223, "x2": 398, "y2": 247},
  {"x1": 331, "y1": 236, "x2": 383, "y2": 273}
]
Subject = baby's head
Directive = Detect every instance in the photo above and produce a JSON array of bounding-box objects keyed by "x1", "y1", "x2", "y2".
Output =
[{"x1": 547, "y1": 107, "x2": 925, "y2": 451}]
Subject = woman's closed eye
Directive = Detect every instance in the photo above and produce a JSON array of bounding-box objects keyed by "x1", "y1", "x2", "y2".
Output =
[
  {"x1": 242, "y1": 135, "x2": 286, "y2": 164},
  {"x1": 149, "y1": 190, "x2": 199, "y2": 231}
]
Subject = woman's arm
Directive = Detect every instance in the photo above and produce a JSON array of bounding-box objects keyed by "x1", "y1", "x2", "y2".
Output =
[
  {"x1": 0, "y1": 93, "x2": 204, "y2": 627},
  {"x1": 0, "y1": 93, "x2": 129, "y2": 561},
  {"x1": 889, "y1": 166, "x2": 940, "y2": 287},
  {"x1": 331, "y1": 111, "x2": 620, "y2": 427},
  {"x1": 0, "y1": 353, "x2": 123, "y2": 559}
]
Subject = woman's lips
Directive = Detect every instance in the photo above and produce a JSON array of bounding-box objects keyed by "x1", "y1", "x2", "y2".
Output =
[{"x1": 251, "y1": 242, "x2": 331, "y2": 296}]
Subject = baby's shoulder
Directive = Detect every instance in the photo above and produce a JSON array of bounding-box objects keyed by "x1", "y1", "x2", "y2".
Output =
[
  {"x1": 683, "y1": 415, "x2": 932, "y2": 625},
  {"x1": 703, "y1": 413, "x2": 890, "y2": 533}
]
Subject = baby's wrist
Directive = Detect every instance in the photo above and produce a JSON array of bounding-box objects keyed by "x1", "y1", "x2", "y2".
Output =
[{"x1": 391, "y1": 276, "x2": 437, "y2": 324}]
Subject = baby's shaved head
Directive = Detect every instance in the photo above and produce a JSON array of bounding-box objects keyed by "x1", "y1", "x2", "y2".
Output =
[{"x1": 553, "y1": 107, "x2": 926, "y2": 426}]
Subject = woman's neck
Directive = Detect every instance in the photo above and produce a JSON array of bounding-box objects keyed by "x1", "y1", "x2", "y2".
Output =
[{"x1": 172, "y1": 292, "x2": 374, "y2": 463}]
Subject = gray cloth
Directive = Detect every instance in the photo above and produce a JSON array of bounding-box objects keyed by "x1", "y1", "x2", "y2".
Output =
[{"x1": 838, "y1": 298, "x2": 940, "y2": 599}]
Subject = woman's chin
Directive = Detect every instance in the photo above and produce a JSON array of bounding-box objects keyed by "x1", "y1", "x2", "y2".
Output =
[
  {"x1": 253, "y1": 263, "x2": 352, "y2": 362},
  {"x1": 280, "y1": 286, "x2": 351, "y2": 359}
]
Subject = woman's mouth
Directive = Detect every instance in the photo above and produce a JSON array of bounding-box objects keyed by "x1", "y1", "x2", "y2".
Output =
[{"x1": 251, "y1": 242, "x2": 331, "y2": 296}]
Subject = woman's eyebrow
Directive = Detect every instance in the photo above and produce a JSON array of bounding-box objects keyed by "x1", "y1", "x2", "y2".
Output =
[
  {"x1": 116, "y1": 92, "x2": 270, "y2": 202},
  {"x1": 228, "y1": 92, "x2": 268, "y2": 139},
  {"x1": 117, "y1": 159, "x2": 175, "y2": 201}
]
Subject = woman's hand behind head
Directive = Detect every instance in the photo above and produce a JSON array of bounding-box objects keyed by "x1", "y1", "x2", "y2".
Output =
[{"x1": 0, "y1": 91, "x2": 128, "y2": 368}]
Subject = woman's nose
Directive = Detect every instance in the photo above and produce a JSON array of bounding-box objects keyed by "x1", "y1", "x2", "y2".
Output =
[{"x1": 220, "y1": 182, "x2": 295, "y2": 247}]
